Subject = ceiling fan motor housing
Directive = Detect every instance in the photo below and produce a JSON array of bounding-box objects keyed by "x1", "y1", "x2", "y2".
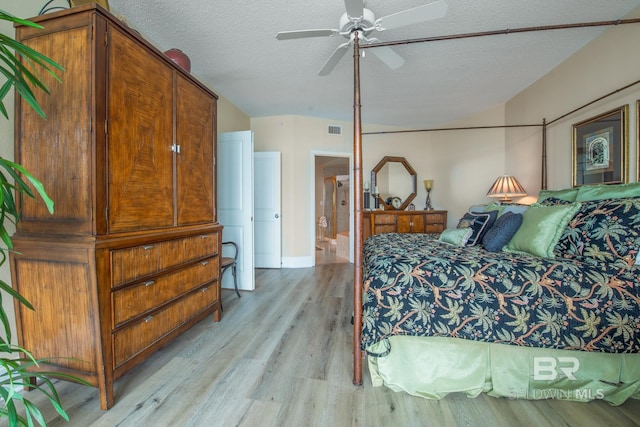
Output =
[{"x1": 340, "y1": 8, "x2": 376, "y2": 37}]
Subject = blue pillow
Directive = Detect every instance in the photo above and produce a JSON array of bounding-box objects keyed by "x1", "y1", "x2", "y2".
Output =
[
  {"x1": 456, "y1": 210, "x2": 498, "y2": 246},
  {"x1": 482, "y1": 212, "x2": 523, "y2": 252}
]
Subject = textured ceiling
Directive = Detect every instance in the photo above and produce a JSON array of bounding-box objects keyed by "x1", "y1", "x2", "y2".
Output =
[{"x1": 107, "y1": 0, "x2": 640, "y2": 128}]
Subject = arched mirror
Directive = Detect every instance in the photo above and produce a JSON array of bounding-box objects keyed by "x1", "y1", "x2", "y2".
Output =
[{"x1": 371, "y1": 156, "x2": 417, "y2": 210}]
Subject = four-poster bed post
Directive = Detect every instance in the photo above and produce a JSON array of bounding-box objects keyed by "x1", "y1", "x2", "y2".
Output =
[{"x1": 352, "y1": 31, "x2": 364, "y2": 386}]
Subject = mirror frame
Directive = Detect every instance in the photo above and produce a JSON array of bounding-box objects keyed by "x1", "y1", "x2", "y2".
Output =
[{"x1": 370, "y1": 156, "x2": 417, "y2": 210}]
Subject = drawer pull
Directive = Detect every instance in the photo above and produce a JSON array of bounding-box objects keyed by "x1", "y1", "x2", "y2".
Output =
[
  {"x1": 143, "y1": 245, "x2": 154, "y2": 250},
  {"x1": 201, "y1": 287, "x2": 208, "y2": 293},
  {"x1": 144, "y1": 280, "x2": 155, "y2": 287},
  {"x1": 200, "y1": 235, "x2": 208, "y2": 239},
  {"x1": 144, "y1": 316, "x2": 154, "y2": 323},
  {"x1": 201, "y1": 261, "x2": 209, "y2": 266}
]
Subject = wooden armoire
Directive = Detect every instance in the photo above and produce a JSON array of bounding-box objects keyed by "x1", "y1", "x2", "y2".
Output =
[{"x1": 9, "y1": 5, "x2": 222, "y2": 410}]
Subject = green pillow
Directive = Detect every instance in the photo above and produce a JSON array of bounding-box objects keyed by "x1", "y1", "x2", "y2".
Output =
[
  {"x1": 505, "y1": 203, "x2": 580, "y2": 258},
  {"x1": 575, "y1": 182, "x2": 640, "y2": 201},
  {"x1": 438, "y1": 228, "x2": 473, "y2": 247},
  {"x1": 483, "y1": 202, "x2": 504, "y2": 216},
  {"x1": 537, "y1": 188, "x2": 579, "y2": 203}
]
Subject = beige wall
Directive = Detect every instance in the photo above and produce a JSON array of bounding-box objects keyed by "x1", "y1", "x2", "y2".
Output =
[
  {"x1": 218, "y1": 95, "x2": 250, "y2": 133},
  {"x1": 506, "y1": 8, "x2": 640, "y2": 192},
  {"x1": 364, "y1": 105, "x2": 508, "y2": 230},
  {"x1": 252, "y1": 105, "x2": 507, "y2": 264},
  {"x1": 251, "y1": 115, "x2": 354, "y2": 266}
]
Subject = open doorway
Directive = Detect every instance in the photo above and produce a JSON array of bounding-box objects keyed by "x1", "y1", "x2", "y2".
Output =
[{"x1": 314, "y1": 155, "x2": 351, "y2": 265}]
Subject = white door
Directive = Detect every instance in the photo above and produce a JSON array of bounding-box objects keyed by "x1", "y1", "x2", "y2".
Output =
[
  {"x1": 254, "y1": 152, "x2": 281, "y2": 268},
  {"x1": 218, "y1": 131, "x2": 255, "y2": 291}
]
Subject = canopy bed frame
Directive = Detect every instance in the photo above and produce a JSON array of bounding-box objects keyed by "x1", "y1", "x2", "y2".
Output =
[{"x1": 351, "y1": 18, "x2": 640, "y2": 389}]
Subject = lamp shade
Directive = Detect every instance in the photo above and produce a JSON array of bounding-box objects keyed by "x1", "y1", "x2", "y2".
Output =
[{"x1": 487, "y1": 175, "x2": 527, "y2": 202}]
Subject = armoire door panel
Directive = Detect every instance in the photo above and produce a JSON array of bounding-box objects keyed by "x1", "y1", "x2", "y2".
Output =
[
  {"x1": 17, "y1": 26, "x2": 93, "y2": 232},
  {"x1": 107, "y1": 26, "x2": 174, "y2": 233},
  {"x1": 176, "y1": 75, "x2": 216, "y2": 225}
]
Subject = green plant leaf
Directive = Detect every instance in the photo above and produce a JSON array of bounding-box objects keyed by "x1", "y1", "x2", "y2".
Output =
[
  {"x1": 0, "y1": 9, "x2": 64, "y2": 121},
  {"x1": 0, "y1": 8, "x2": 73, "y2": 426}
]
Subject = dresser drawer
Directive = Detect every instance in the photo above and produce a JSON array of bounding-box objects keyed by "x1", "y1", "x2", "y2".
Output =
[
  {"x1": 426, "y1": 213, "x2": 446, "y2": 224},
  {"x1": 113, "y1": 285, "x2": 217, "y2": 367},
  {"x1": 112, "y1": 256, "x2": 219, "y2": 327},
  {"x1": 373, "y1": 214, "x2": 396, "y2": 225},
  {"x1": 111, "y1": 233, "x2": 218, "y2": 286},
  {"x1": 425, "y1": 224, "x2": 445, "y2": 233}
]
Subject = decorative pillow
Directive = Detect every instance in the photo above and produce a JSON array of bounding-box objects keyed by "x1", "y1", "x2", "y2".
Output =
[
  {"x1": 438, "y1": 228, "x2": 473, "y2": 247},
  {"x1": 500, "y1": 204, "x2": 529, "y2": 216},
  {"x1": 575, "y1": 182, "x2": 640, "y2": 201},
  {"x1": 537, "y1": 188, "x2": 579, "y2": 203},
  {"x1": 554, "y1": 197, "x2": 640, "y2": 267},
  {"x1": 469, "y1": 204, "x2": 490, "y2": 213},
  {"x1": 483, "y1": 202, "x2": 504, "y2": 216},
  {"x1": 481, "y1": 212, "x2": 523, "y2": 252},
  {"x1": 538, "y1": 196, "x2": 573, "y2": 206},
  {"x1": 456, "y1": 210, "x2": 498, "y2": 246},
  {"x1": 504, "y1": 203, "x2": 580, "y2": 258}
]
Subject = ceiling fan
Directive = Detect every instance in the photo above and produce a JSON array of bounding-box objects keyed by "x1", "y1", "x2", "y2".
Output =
[{"x1": 275, "y1": 0, "x2": 448, "y2": 76}]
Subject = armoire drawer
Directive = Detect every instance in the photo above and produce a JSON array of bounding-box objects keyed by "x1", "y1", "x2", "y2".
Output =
[
  {"x1": 113, "y1": 285, "x2": 218, "y2": 367},
  {"x1": 112, "y1": 256, "x2": 219, "y2": 327},
  {"x1": 111, "y1": 233, "x2": 218, "y2": 286}
]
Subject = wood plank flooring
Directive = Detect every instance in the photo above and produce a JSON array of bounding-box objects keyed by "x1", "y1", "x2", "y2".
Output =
[{"x1": 4, "y1": 263, "x2": 640, "y2": 427}]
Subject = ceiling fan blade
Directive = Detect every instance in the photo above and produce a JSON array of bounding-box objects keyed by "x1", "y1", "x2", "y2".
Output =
[
  {"x1": 367, "y1": 37, "x2": 405, "y2": 70},
  {"x1": 276, "y1": 29, "x2": 339, "y2": 40},
  {"x1": 318, "y1": 42, "x2": 351, "y2": 76},
  {"x1": 376, "y1": 0, "x2": 448, "y2": 31},
  {"x1": 344, "y1": 0, "x2": 364, "y2": 20},
  {"x1": 369, "y1": 46, "x2": 405, "y2": 70}
]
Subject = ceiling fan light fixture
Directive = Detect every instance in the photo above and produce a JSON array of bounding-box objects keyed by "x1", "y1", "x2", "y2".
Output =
[{"x1": 339, "y1": 8, "x2": 376, "y2": 37}]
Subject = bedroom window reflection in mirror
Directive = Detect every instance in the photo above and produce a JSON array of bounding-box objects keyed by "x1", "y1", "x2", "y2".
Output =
[{"x1": 371, "y1": 156, "x2": 417, "y2": 210}]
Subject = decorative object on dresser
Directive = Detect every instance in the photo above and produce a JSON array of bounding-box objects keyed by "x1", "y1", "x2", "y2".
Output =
[
  {"x1": 370, "y1": 156, "x2": 417, "y2": 211},
  {"x1": 572, "y1": 105, "x2": 628, "y2": 187},
  {"x1": 164, "y1": 48, "x2": 192, "y2": 72},
  {"x1": 423, "y1": 179, "x2": 433, "y2": 210},
  {"x1": 9, "y1": 5, "x2": 221, "y2": 411},
  {"x1": 486, "y1": 175, "x2": 527, "y2": 203},
  {"x1": 363, "y1": 181, "x2": 370, "y2": 209},
  {"x1": 362, "y1": 210, "x2": 447, "y2": 240}
]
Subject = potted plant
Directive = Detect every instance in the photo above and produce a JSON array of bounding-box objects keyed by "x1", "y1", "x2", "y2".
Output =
[{"x1": 0, "y1": 8, "x2": 85, "y2": 426}]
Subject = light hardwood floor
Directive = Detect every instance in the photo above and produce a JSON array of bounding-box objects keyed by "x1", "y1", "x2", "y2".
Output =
[{"x1": 5, "y1": 264, "x2": 640, "y2": 427}]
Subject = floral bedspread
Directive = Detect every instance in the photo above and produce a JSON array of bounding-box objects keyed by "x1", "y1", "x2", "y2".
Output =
[{"x1": 361, "y1": 233, "x2": 640, "y2": 354}]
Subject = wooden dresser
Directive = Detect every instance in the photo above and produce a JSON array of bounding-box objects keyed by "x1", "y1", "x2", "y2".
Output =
[
  {"x1": 363, "y1": 210, "x2": 448, "y2": 240},
  {"x1": 9, "y1": 5, "x2": 221, "y2": 410}
]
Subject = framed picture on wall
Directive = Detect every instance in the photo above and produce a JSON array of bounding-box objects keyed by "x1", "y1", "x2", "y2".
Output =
[{"x1": 572, "y1": 105, "x2": 628, "y2": 187}]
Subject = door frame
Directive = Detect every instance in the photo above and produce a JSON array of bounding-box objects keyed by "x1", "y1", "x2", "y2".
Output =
[{"x1": 310, "y1": 150, "x2": 354, "y2": 265}]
